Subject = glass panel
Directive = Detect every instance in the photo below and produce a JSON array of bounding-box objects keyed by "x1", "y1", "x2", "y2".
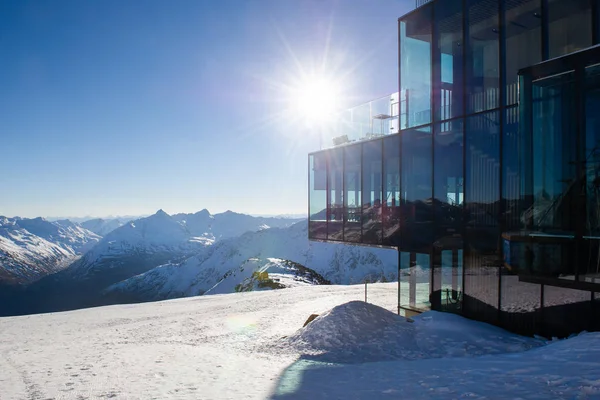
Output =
[
  {"x1": 585, "y1": 64, "x2": 600, "y2": 238},
  {"x1": 466, "y1": 111, "x2": 501, "y2": 227},
  {"x1": 548, "y1": 0, "x2": 592, "y2": 59},
  {"x1": 344, "y1": 144, "x2": 362, "y2": 242},
  {"x1": 434, "y1": 0, "x2": 463, "y2": 120},
  {"x1": 362, "y1": 140, "x2": 383, "y2": 244},
  {"x1": 327, "y1": 148, "x2": 344, "y2": 240},
  {"x1": 434, "y1": 119, "x2": 464, "y2": 219},
  {"x1": 432, "y1": 248, "x2": 464, "y2": 313},
  {"x1": 464, "y1": 226, "x2": 500, "y2": 324},
  {"x1": 504, "y1": 0, "x2": 542, "y2": 106},
  {"x1": 399, "y1": 251, "x2": 432, "y2": 311},
  {"x1": 309, "y1": 153, "x2": 327, "y2": 239},
  {"x1": 383, "y1": 135, "x2": 401, "y2": 244},
  {"x1": 466, "y1": 0, "x2": 500, "y2": 113},
  {"x1": 500, "y1": 271, "x2": 540, "y2": 335},
  {"x1": 502, "y1": 106, "x2": 523, "y2": 230},
  {"x1": 400, "y1": 4, "x2": 432, "y2": 128},
  {"x1": 401, "y1": 126, "x2": 433, "y2": 252},
  {"x1": 543, "y1": 286, "x2": 593, "y2": 336},
  {"x1": 531, "y1": 71, "x2": 576, "y2": 233},
  {"x1": 584, "y1": 65, "x2": 600, "y2": 280}
]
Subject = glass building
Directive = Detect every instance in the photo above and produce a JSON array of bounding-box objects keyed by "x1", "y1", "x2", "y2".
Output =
[{"x1": 308, "y1": 0, "x2": 600, "y2": 337}]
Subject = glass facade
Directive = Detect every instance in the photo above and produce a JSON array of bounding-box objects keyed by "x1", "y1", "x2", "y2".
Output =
[{"x1": 308, "y1": 0, "x2": 600, "y2": 337}]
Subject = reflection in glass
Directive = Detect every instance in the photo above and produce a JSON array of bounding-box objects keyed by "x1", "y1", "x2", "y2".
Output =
[
  {"x1": 504, "y1": 0, "x2": 541, "y2": 105},
  {"x1": 466, "y1": 111, "x2": 500, "y2": 227},
  {"x1": 401, "y1": 126, "x2": 432, "y2": 252},
  {"x1": 344, "y1": 144, "x2": 362, "y2": 242},
  {"x1": 503, "y1": 106, "x2": 522, "y2": 230},
  {"x1": 327, "y1": 148, "x2": 344, "y2": 240},
  {"x1": 434, "y1": 0, "x2": 463, "y2": 120},
  {"x1": 548, "y1": 0, "x2": 592, "y2": 59},
  {"x1": 400, "y1": 4, "x2": 432, "y2": 128},
  {"x1": 500, "y1": 271, "x2": 540, "y2": 335},
  {"x1": 584, "y1": 65, "x2": 600, "y2": 279},
  {"x1": 434, "y1": 119, "x2": 464, "y2": 224},
  {"x1": 399, "y1": 251, "x2": 431, "y2": 311},
  {"x1": 309, "y1": 154, "x2": 327, "y2": 239},
  {"x1": 531, "y1": 71, "x2": 576, "y2": 232},
  {"x1": 464, "y1": 226, "x2": 500, "y2": 324},
  {"x1": 466, "y1": 0, "x2": 500, "y2": 113},
  {"x1": 383, "y1": 136, "x2": 401, "y2": 244},
  {"x1": 543, "y1": 286, "x2": 593, "y2": 335},
  {"x1": 362, "y1": 140, "x2": 383, "y2": 244}
]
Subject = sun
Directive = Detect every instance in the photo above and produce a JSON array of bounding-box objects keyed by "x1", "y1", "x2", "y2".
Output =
[{"x1": 290, "y1": 76, "x2": 340, "y2": 124}]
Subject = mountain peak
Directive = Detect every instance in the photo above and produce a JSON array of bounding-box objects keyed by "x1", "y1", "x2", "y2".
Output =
[{"x1": 154, "y1": 209, "x2": 169, "y2": 217}]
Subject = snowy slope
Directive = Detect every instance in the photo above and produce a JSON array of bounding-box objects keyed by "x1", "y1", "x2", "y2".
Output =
[
  {"x1": 1, "y1": 284, "x2": 599, "y2": 400},
  {"x1": 0, "y1": 216, "x2": 100, "y2": 284},
  {"x1": 80, "y1": 218, "x2": 127, "y2": 236},
  {"x1": 10, "y1": 210, "x2": 210, "y2": 315},
  {"x1": 106, "y1": 220, "x2": 398, "y2": 301}
]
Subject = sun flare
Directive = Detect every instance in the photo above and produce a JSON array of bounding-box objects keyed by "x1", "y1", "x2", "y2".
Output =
[{"x1": 290, "y1": 76, "x2": 340, "y2": 124}]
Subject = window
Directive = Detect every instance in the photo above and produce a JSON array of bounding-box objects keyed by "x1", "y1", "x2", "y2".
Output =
[
  {"x1": 309, "y1": 153, "x2": 327, "y2": 239},
  {"x1": 434, "y1": 0, "x2": 464, "y2": 120},
  {"x1": 401, "y1": 126, "x2": 433, "y2": 251},
  {"x1": 466, "y1": 0, "x2": 500, "y2": 113},
  {"x1": 327, "y1": 148, "x2": 344, "y2": 240},
  {"x1": 504, "y1": 0, "x2": 542, "y2": 105},
  {"x1": 400, "y1": 4, "x2": 432, "y2": 128},
  {"x1": 548, "y1": 0, "x2": 592, "y2": 59},
  {"x1": 383, "y1": 135, "x2": 401, "y2": 244},
  {"x1": 362, "y1": 140, "x2": 383, "y2": 244},
  {"x1": 466, "y1": 111, "x2": 501, "y2": 227},
  {"x1": 344, "y1": 144, "x2": 362, "y2": 242}
]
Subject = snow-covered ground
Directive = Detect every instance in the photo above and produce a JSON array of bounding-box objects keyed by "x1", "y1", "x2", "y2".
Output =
[{"x1": 1, "y1": 283, "x2": 599, "y2": 399}]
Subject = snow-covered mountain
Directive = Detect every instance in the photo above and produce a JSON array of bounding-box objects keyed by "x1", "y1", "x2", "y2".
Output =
[
  {"x1": 5, "y1": 209, "x2": 303, "y2": 315},
  {"x1": 80, "y1": 217, "x2": 127, "y2": 236},
  {"x1": 0, "y1": 216, "x2": 101, "y2": 284},
  {"x1": 105, "y1": 220, "x2": 398, "y2": 302},
  {"x1": 171, "y1": 209, "x2": 302, "y2": 240}
]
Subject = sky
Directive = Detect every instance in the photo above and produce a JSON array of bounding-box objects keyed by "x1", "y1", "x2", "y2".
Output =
[{"x1": 0, "y1": 0, "x2": 413, "y2": 219}]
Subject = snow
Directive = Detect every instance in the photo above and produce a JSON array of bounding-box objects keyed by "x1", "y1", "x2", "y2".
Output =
[
  {"x1": 107, "y1": 221, "x2": 400, "y2": 301},
  {"x1": 1, "y1": 283, "x2": 599, "y2": 400}
]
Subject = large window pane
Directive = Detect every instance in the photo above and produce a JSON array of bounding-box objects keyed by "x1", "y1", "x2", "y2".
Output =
[
  {"x1": 434, "y1": 119, "x2": 464, "y2": 223},
  {"x1": 464, "y1": 226, "x2": 500, "y2": 324},
  {"x1": 548, "y1": 0, "x2": 592, "y2": 59},
  {"x1": 383, "y1": 135, "x2": 401, "y2": 244},
  {"x1": 401, "y1": 126, "x2": 432, "y2": 252},
  {"x1": 327, "y1": 148, "x2": 344, "y2": 240},
  {"x1": 500, "y1": 271, "x2": 541, "y2": 336},
  {"x1": 362, "y1": 140, "x2": 383, "y2": 244},
  {"x1": 309, "y1": 153, "x2": 327, "y2": 239},
  {"x1": 531, "y1": 71, "x2": 576, "y2": 232},
  {"x1": 434, "y1": 0, "x2": 464, "y2": 120},
  {"x1": 466, "y1": 0, "x2": 500, "y2": 113},
  {"x1": 504, "y1": 0, "x2": 542, "y2": 106},
  {"x1": 400, "y1": 4, "x2": 432, "y2": 128},
  {"x1": 503, "y1": 106, "x2": 523, "y2": 230},
  {"x1": 399, "y1": 251, "x2": 431, "y2": 312},
  {"x1": 585, "y1": 64, "x2": 600, "y2": 238},
  {"x1": 466, "y1": 111, "x2": 501, "y2": 227},
  {"x1": 344, "y1": 144, "x2": 362, "y2": 243}
]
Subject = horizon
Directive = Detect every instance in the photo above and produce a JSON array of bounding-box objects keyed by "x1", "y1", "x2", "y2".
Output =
[
  {"x1": 2, "y1": 207, "x2": 308, "y2": 221},
  {"x1": 0, "y1": 0, "x2": 410, "y2": 218}
]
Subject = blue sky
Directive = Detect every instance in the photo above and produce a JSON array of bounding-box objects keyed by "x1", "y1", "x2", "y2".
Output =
[{"x1": 0, "y1": 0, "x2": 412, "y2": 218}]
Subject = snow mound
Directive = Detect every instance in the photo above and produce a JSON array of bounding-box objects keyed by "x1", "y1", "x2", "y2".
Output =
[{"x1": 286, "y1": 302, "x2": 543, "y2": 363}]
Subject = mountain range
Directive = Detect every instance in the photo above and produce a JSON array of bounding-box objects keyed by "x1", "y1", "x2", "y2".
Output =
[{"x1": 0, "y1": 209, "x2": 396, "y2": 317}]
